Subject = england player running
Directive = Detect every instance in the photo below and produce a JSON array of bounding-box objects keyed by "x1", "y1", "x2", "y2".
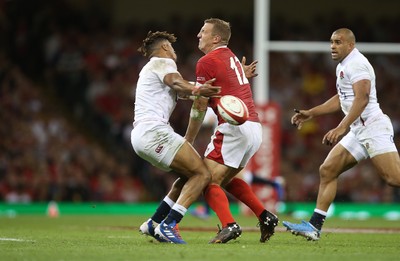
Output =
[
  {"x1": 131, "y1": 31, "x2": 220, "y2": 244},
  {"x1": 283, "y1": 28, "x2": 400, "y2": 240},
  {"x1": 187, "y1": 18, "x2": 279, "y2": 243}
]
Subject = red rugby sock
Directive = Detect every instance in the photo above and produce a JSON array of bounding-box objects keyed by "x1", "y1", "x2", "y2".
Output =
[
  {"x1": 204, "y1": 184, "x2": 235, "y2": 227},
  {"x1": 225, "y1": 177, "x2": 265, "y2": 218}
]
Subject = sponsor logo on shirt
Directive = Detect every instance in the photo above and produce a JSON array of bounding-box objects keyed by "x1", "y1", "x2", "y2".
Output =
[
  {"x1": 155, "y1": 144, "x2": 164, "y2": 153},
  {"x1": 196, "y1": 76, "x2": 206, "y2": 82}
]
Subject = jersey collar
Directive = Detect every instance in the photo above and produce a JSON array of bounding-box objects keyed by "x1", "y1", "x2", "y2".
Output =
[{"x1": 340, "y1": 48, "x2": 359, "y2": 66}]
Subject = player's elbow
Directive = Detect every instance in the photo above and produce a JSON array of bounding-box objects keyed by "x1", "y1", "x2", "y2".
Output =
[
  {"x1": 164, "y1": 73, "x2": 185, "y2": 91},
  {"x1": 360, "y1": 94, "x2": 370, "y2": 109}
]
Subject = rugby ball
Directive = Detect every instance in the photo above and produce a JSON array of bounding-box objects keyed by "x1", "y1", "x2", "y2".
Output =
[{"x1": 217, "y1": 95, "x2": 249, "y2": 125}]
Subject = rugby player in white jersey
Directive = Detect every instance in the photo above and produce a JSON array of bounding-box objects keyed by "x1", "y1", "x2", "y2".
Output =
[
  {"x1": 131, "y1": 31, "x2": 220, "y2": 244},
  {"x1": 283, "y1": 28, "x2": 400, "y2": 240}
]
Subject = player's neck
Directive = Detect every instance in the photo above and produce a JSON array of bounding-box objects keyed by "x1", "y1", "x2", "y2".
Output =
[{"x1": 209, "y1": 45, "x2": 228, "y2": 53}]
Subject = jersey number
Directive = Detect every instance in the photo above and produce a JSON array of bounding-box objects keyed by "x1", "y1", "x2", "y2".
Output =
[{"x1": 230, "y1": 57, "x2": 249, "y2": 85}]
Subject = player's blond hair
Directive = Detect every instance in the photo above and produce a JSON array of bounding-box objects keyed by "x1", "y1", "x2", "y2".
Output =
[
  {"x1": 204, "y1": 18, "x2": 231, "y2": 45},
  {"x1": 138, "y1": 31, "x2": 177, "y2": 57}
]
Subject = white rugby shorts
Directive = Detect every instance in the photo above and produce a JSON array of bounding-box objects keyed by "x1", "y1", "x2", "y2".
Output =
[
  {"x1": 131, "y1": 121, "x2": 185, "y2": 171},
  {"x1": 340, "y1": 114, "x2": 398, "y2": 161},
  {"x1": 204, "y1": 121, "x2": 262, "y2": 168}
]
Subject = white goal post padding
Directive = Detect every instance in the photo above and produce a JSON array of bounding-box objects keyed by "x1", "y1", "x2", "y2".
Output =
[{"x1": 268, "y1": 41, "x2": 400, "y2": 54}]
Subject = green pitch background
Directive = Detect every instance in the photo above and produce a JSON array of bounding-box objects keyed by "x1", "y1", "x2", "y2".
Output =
[{"x1": 1, "y1": 203, "x2": 400, "y2": 261}]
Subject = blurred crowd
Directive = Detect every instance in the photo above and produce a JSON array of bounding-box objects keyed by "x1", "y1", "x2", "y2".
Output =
[{"x1": 1, "y1": 1, "x2": 399, "y2": 203}]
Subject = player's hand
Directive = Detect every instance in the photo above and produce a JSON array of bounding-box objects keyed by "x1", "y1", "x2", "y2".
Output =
[
  {"x1": 242, "y1": 56, "x2": 258, "y2": 78},
  {"x1": 291, "y1": 109, "x2": 312, "y2": 130},
  {"x1": 195, "y1": 78, "x2": 221, "y2": 97},
  {"x1": 322, "y1": 125, "x2": 347, "y2": 146}
]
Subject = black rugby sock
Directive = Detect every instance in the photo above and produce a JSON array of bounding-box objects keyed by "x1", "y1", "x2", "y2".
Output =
[
  {"x1": 151, "y1": 200, "x2": 171, "y2": 223},
  {"x1": 309, "y1": 211, "x2": 326, "y2": 230},
  {"x1": 164, "y1": 209, "x2": 183, "y2": 225}
]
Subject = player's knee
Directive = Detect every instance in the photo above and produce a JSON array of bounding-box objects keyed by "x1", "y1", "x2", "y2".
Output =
[
  {"x1": 205, "y1": 171, "x2": 212, "y2": 184},
  {"x1": 209, "y1": 174, "x2": 225, "y2": 185},
  {"x1": 380, "y1": 164, "x2": 400, "y2": 186},
  {"x1": 319, "y1": 162, "x2": 337, "y2": 181},
  {"x1": 199, "y1": 169, "x2": 212, "y2": 185},
  {"x1": 385, "y1": 174, "x2": 400, "y2": 187}
]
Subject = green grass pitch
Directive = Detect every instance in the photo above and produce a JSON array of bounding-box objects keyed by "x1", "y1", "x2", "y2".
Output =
[{"x1": 1, "y1": 214, "x2": 399, "y2": 261}]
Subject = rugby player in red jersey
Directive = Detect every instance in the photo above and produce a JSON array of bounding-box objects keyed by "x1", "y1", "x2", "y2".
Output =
[{"x1": 185, "y1": 18, "x2": 278, "y2": 243}]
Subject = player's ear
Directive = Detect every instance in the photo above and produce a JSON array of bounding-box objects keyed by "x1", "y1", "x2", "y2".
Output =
[
  {"x1": 214, "y1": 35, "x2": 221, "y2": 44},
  {"x1": 161, "y1": 42, "x2": 169, "y2": 51}
]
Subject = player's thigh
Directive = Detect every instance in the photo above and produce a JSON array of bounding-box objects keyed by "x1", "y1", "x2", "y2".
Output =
[
  {"x1": 205, "y1": 121, "x2": 261, "y2": 168},
  {"x1": 203, "y1": 158, "x2": 239, "y2": 185},
  {"x1": 131, "y1": 123, "x2": 185, "y2": 172},
  {"x1": 370, "y1": 152, "x2": 400, "y2": 185},
  {"x1": 170, "y1": 141, "x2": 209, "y2": 178},
  {"x1": 320, "y1": 144, "x2": 358, "y2": 178}
]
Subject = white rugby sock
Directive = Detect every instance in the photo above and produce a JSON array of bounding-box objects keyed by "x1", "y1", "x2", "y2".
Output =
[
  {"x1": 172, "y1": 204, "x2": 187, "y2": 216},
  {"x1": 314, "y1": 208, "x2": 327, "y2": 216},
  {"x1": 164, "y1": 196, "x2": 175, "y2": 207}
]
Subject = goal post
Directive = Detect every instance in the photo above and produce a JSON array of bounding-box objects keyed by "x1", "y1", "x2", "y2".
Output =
[{"x1": 253, "y1": 0, "x2": 400, "y2": 104}]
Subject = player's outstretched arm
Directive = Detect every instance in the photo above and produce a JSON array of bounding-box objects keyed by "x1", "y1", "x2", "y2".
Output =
[
  {"x1": 292, "y1": 95, "x2": 341, "y2": 129},
  {"x1": 164, "y1": 73, "x2": 220, "y2": 97}
]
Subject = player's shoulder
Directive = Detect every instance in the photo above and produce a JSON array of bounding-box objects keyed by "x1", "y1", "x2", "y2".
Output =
[
  {"x1": 212, "y1": 47, "x2": 233, "y2": 59},
  {"x1": 200, "y1": 49, "x2": 232, "y2": 66},
  {"x1": 150, "y1": 57, "x2": 176, "y2": 66},
  {"x1": 197, "y1": 53, "x2": 218, "y2": 69},
  {"x1": 348, "y1": 54, "x2": 371, "y2": 72},
  {"x1": 199, "y1": 51, "x2": 217, "y2": 62},
  {"x1": 147, "y1": 57, "x2": 177, "y2": 73},
  {"x1": 348, "y1": 49, "x2": 370, "y2": 65}
]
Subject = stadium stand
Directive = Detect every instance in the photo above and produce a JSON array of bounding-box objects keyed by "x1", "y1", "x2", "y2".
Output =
[{"x1": 1, "y1": 0, "x2": 399, "y2": 203}]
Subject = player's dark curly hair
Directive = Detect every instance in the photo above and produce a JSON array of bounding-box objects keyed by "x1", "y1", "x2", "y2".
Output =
[{"x1": 138, "y1": 31, "x2": 177, "y2": 57}]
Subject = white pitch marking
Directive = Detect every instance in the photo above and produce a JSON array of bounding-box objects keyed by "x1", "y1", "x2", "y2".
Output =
[{"x1": 0, "y1": 237, "x2": 34, "y2": 242}]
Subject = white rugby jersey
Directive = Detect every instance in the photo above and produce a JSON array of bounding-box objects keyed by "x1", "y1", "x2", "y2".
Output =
[
  {"x1": 134, "y1": 57, "x2": 179, "y2": 124},
  {"x1": 335, "y1": 48, "x2": 382, "y2": 125}
]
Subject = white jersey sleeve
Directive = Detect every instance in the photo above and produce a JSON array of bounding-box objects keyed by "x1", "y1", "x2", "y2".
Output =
[
  {"x1": 347, "y1": 60, "x2": 372, "y2": 84},
  {"x1": 134, "y1": 57, "x2": 180, "y2": 124},
  {"x1": 336, "y1": 48, "x2": 382, "y2": 126}
]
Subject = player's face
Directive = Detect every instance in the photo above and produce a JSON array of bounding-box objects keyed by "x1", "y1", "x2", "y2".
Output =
[
  {"x1": 330, "y1": 33, "x2": 353, "y2": 62},
  {"x1": 197, "y1": 23, "x2": 216, "y2": 54}
]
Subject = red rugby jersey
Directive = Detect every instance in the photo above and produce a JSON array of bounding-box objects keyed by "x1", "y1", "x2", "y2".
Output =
[{"x1": 196, "y1": 46, "x2": 259, "y2": 124}]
